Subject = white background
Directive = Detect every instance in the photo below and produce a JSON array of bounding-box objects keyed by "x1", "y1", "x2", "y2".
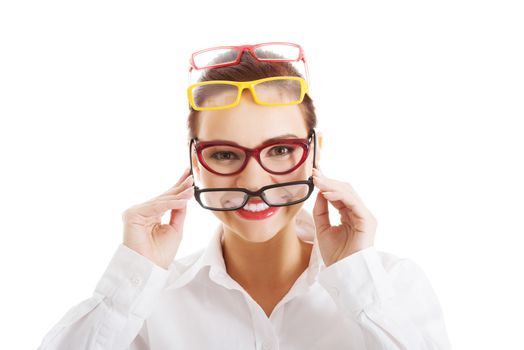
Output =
[{"x1": 1, "y1": 0, "x2": 523, "y2": 349}]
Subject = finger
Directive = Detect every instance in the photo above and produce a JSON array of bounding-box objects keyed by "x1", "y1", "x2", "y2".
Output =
[
  {"x1": 161, "y1": 167, "x2": 192, "y2": 193},
  {"x1": 175, "y1": 167, "x2": 191, "y2": 186},
  {"x1": 166, "y1": 186, "x2": 193, "y2": 227},
  {"x1": 313, "y1": 191, "x2": 331, "y2": 234},
  {"x1": 313, "y1": 175, "x2": 359, "y2": 209},
  {"x1": 319, "y1": 192, "x2": 348, "y2": 210},
  {"x1": 172, "y1": 169, "x2": 194, "y2": 190},
  {"x1": 137, "y1": 198, "x2": 191, "y2": 218},
  {"x1": 157, "y1": 185, "x2": 194, "y2": 201},
  {"x1": 313, "y1": 168, "x2": 364, "y2": 201},
  {"x1": 320, "y1": 193, "x2": 357, "y2": 223},
  {"x1": 158, "y1": 174, "x2": 194, "y2": 197},
  {"x1": 313, "y1": 175, "x2": 368, "y2": 219},
  {"x1": 169, "y1": 204, "x2": 187, "y2": 227}
]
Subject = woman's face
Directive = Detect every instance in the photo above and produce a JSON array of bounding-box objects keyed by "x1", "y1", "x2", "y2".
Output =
[{"x1": 191, "y1": 91, "x2": 319, "y2": 243}]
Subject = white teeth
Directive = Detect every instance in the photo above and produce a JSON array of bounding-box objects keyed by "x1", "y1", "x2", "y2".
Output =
[{"x1": 243, "y1": 202, "x2": 269, "y2": 212}]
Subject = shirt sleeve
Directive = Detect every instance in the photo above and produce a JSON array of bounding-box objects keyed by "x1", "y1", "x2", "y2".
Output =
[
  {"x1": 37, "y1": 244, "x2": 171, "y2": 350},
  {"x1": 317, "y1": 247, "x2": 452, "y2": 349}
]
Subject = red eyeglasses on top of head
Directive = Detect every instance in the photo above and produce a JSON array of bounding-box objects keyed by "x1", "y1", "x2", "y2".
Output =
[
  {"x1": 190, "y1": 130, "x2": 316, "y2": 176},
  {"x1": 188, "y1": 42, "x2": 310, "y2": 82}
]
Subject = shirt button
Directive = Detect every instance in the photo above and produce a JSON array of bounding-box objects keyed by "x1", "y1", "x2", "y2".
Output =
[{"x1": 130, "y1": 275, "x2": 142, "y2": 286}]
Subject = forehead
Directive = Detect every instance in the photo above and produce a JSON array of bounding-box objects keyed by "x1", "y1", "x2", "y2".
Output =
[{"x1": 197, "y1": 93, "x2": 308, "y2": 147}]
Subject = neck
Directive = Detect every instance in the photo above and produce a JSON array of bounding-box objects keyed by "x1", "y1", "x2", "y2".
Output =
[{"x1": 221, "y1": 220, "x2": 313, "y2": 292}]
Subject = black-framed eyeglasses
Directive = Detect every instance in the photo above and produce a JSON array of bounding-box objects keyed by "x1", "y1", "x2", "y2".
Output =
[
  {"x1": 193, "y1": 178, "x2": 315, "y2": 211},
  {"x1": 189, "y1": 129, "x2": 318, "y2": 211}
]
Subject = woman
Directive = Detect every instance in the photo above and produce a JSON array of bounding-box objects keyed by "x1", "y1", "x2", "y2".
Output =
[{"x1": 38, "y1": 44, "x2": 452, "y2": 349}]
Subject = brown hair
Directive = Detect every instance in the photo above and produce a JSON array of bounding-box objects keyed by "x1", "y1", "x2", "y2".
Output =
[{"x1": 186, "y1": 52, "x2": 317, "y2": 141}]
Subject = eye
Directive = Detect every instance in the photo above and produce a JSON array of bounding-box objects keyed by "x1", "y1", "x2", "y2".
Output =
[
  {"x1": 210, "y1": 151, "x2": 239, "y2": 161},
  {"x1": 268, "y1": 145, "x2": 295, "y2": 156}
]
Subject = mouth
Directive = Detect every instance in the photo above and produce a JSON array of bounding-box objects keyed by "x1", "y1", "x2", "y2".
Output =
[{"x1": 235, "y1": 198, "x2": 280, "y2": 220}]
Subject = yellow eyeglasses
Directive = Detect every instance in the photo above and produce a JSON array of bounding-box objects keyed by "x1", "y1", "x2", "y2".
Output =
[{"x1": 187, "y1": 76, "x2": 308, "y2": 111}]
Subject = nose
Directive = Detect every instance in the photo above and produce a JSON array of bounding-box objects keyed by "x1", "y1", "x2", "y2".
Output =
[{"x1": 235, "y1": 155, "x2": 273, "y2": 192}]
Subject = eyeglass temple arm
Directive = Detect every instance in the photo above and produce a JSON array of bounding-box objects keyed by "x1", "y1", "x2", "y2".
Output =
[
  {"x1": 303, "y1": 57, "x2": 311, "y2": 86},
  {"x1": 312, "y1": 128, "x2": 317, "y2": 170},
  {"x1": 189, "y1": 139, "x2": 195, "y2": 179}
]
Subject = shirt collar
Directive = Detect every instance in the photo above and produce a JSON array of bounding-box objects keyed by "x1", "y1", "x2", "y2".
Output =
[{"x1": 165, "y1": 208, "x2": 325, "y2": 291}]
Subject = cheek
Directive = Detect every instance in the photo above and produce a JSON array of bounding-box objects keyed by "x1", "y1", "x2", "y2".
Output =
[
  {"x1": 200, "y1": 168, "x2": 236, "y2": 188},
  {"x1": 272, "y1": 161, "x2": 311, "y2": 183},
  {"x1": 284, "y1": 201, "x2": 303, "y2": 216}
]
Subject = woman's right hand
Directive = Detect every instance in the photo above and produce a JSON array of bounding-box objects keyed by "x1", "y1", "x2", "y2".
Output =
[{"x1": 121, "y1": 167, "x2": 194, "y2": 270}]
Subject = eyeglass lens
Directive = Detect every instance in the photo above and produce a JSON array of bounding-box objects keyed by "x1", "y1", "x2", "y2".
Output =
[
  {"x1": 192, "y1": 79, "x2": 302, "y2": 109},
  {"x1": 199, "y1": 183, "x2": 311, "y2": 210},
  {"x1": 193, "y1": 48, "x2": 238, "y2": 68},
  {"x1": 252, "y1": 44, "x2": 300, "y2": 61},
  {"x1": 193, "y1": 44, "x2": 301, "y2": 69},
  {"x1": 201, "y1": 143, "x2": 306, "y2": 175}
]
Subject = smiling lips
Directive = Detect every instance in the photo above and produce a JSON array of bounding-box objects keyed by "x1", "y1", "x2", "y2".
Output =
[{"x1": 236, "y1": 198, "x2": 279, "y2": 220}]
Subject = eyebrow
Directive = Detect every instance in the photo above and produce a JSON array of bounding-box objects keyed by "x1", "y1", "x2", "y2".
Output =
[
  {"x1": 201, "y1": 133, "x2": 301, "y2": 145},
  {"x1": 262, "y1": 134, "x2": 300, "y2": 144}
]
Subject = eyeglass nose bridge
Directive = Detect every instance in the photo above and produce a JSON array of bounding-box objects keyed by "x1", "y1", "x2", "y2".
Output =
[
  {"x1": 235, "y1": 147, "x2": 274, "y2": 175},
  {"x1": 233, "y1": 81, "x2": 258, "y2": 104},
  {"x1": 243, "y1": 46, "x2": 260, "y2": 61}
]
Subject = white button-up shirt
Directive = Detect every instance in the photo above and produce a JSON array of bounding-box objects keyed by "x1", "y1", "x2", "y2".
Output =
[{"x1": 38, "y1": 209, "x2": 452, "y2": 349}]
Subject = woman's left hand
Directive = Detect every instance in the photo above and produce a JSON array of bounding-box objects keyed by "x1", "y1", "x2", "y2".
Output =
[{"x1": 312, "y1": 168, "x2": 377, "y2": 267}]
